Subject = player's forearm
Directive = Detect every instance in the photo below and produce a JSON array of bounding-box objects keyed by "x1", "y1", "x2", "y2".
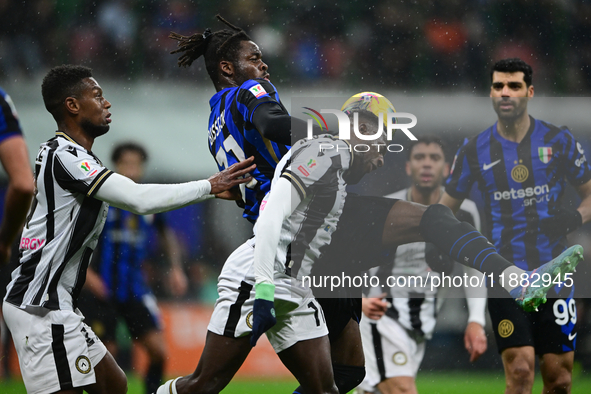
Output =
[
  {"x1": 463, "y1": 266, "x2": 487, "y2": 327},
  {"x1": 95, "y1": 173, "x2": 213, "y2": 215},
  {"x1": 0, "y1": 182, "x2": 33, "y2": 247},
  {"x1": 254, "y1": 178, "x2": 300, "y2": 286}
]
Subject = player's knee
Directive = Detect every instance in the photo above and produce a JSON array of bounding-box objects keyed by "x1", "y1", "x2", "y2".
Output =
[
  {"x1": 418, "y1": 204, "x2": 456, "y2": 239},
  {"x1": 506, "y1": 363, "x2": 535, "y2": 388},
  {"x1": 333, "y1": 364, "x2": 365, "y2": 393},
  {"x1": 543, "y1": 370, "x2": 572, "y2": 394}
]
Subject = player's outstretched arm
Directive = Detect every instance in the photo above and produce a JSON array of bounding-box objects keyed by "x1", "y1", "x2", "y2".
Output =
[
  {"x1": 0, "y1": 136, "x2": 34, "y2": 264},
  {"x1": 463, "y1": 267, "x2": 487, "y2": 362},
  {"x1": 439, "y1": 192, "x2": 464, "y2": 214},
  {"x1": 95, "y1": 157, "x2": 255, "y2": 215},
  {"x1": 251, "y1": 177, "x2": 302, "y2": 346}
]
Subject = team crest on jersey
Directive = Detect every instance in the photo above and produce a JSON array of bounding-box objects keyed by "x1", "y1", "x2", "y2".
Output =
[
  {"x1": 79, "y1": 161, "x2": 98, "y2": 177},
  {"x1": 249, "y1": 84, "x2": 267, "y2": 98},
  {"x1": 392, "y1": 351, "x2": 408, "y2": 365},
  {"x1": 498, "y1": 319, "x2": 514, "y2": 338},
  {"x1": 511, "y1": 164, "x2": 529, "y2": 183},
  {"x1": 75, "y1": 355, "x2": 91, "y2": 374},
  {"x1": 538, "y1": 147, "x2": 552, "y2": 164},
  {"x1": 246, "y1": 311, "x2": 254, "y2": 329}
]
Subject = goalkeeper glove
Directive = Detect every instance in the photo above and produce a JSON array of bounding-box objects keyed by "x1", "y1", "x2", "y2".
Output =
[
  {"x1": 539, "y1": 207, "x2": 582, "y2": 239},
  {"x1": 250, "y1": 283, "x2": 277, "y2": 347}
]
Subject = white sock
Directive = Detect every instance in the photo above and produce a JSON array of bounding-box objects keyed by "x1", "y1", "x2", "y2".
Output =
[
  {"x1": 156, "y1": 377, "x2": 180, "y2": 394},
  {"x1": 501, "y1": 266, "x2": 525, "y2": 292}
]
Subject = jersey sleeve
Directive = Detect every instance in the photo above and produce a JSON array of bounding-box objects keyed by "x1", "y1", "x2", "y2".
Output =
[
  {"x1": 559, "y1": 128, "x2": 591, "y2": 186},
  {"x1": 236, "y1": 79, "x2": 281, "y2": 123},
  {"x1": 53, "y1": 146, "x2": 113, "y2": 197},
  {"x1": 280, "y1": 138, "x2": 347, "y2": 200},
  {"x1": 0, "y1": 90, "x2": 23, "y2": 144},
  {"x1": 445, "y1": 138, "x2": 475, "y2": 200}
]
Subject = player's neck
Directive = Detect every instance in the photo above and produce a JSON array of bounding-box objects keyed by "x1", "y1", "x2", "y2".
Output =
[
  {"x1": 58, "y1": 123, "x2": 94, "y2": 151},
  {"x1": 496, "y1": 113, "x2": 530, "y2": 143},
  {"x1": 410, "y1": 186, "x2": 442, "y2": 205}
]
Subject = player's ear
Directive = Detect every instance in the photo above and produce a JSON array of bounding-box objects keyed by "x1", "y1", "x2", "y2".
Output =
[
  {"x1": 64, "y1": 97, "x2": 80, "y2": 115},
  {"x1": 443, "y1": 162, "x2": 450, "y2": 178},
  {"x1": 220, "y1": 61, "x2": 234, "y2": 78},
  {"x1": 527, "y1": 84, "x2": 534, "y2": 98}
]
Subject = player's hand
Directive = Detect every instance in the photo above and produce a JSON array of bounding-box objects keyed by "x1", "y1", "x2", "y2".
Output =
[
  {"x1": 208, "y1": 156, "x2": 256, "y2": 196},
  {"x1": 362, "y1": 293, "x2": 389, "y2": 320},
  {"x1": 214, "y1": 186, "x2": 243, "y2": 201},
  {"x1": 425, "y1": 243, "x2": 454, "y2": 274},
  {"x1": 251, "y1": 283, "x2": 277, "y2": 347},
  {"x1": 464, "y1": 322, "x2": 487, "y2": 362},
  {"x1": 84, "y1": 269, "x2": 109, "y2": 300},
  {"x1": 539, "y1": 206, "x2": 582, "y2": 239}
]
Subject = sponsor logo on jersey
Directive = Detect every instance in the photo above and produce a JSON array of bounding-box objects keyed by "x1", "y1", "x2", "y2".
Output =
[
  {"x1": 493, "y1": 184, "x2": 549, "y2": 201},
  {"x1": 538, "y1": 147, "x2": 552, "y2": 164},
  {"x1": 75, "y1": 355, "x2": 91, "y2": 374},
  {"x1": 483, "y1": 159, "x2": 501, "y2": 171},
  {"x1": 298, "y1": 165, "x2": 310, "y2": 177},
  {"x1": 575, "y1": 143, "x2": 587, "y2": 167},
  {"x1": 511, "y1": 164, "x2": 529, "y2": 183},
  {"x1": 498, "y1": 319, "x2": 514, "y2": 338},
  {"x1": 20, "y1": 237, "x2": 45, "y2": 250},
  {"x1": 392, "y1": 351, "x2": 408, "y2": 365},
  {"x1": 249, "y1": 84, "x2": 267, "y2": 98}
]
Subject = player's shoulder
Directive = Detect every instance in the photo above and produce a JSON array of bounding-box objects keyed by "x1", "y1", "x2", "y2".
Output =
[
  {"x1": 239, "y1": 79, "x2": 277, "y2": 97},
  {"x1": 535, "y1": 117, "x2": 574, "y2": 141},
  {"x1": 458, "y1": 198, "x2": 478, "y2": 217},
  {"x1": 384, "y1": 188, "x2": 407, "y2": 200}
]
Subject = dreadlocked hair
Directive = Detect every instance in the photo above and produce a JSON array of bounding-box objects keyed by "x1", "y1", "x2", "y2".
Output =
[{"x1": 169, "y1": 14, "x2": 251, "y2": 84}]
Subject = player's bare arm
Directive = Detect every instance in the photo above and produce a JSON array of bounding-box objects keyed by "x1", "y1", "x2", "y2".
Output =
[
  {"x1": 0, "y1": 135, "x2": 34, "y2": 264},
  {"x1": 575, "y1": 178, "x2": 591, "y2": 224},
  {"x1": 438, "y1": 192, "x2": 464, "y2": 214}
]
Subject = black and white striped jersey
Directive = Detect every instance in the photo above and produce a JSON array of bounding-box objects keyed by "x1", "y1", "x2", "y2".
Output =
[
  {"x1": 5, "y1": 132, "x2": 113, "y2": 311},
  {"x1": 371, "y1": 188, "x2": 480, "y2": 339},
  {"x1": 255, "y1": 135, "x2": 351, "y2": 281}
]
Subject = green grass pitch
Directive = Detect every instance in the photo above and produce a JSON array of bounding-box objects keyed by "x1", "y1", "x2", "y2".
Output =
[{"x1": 1, "y1": 371, "x2": 591, "y2": 393}]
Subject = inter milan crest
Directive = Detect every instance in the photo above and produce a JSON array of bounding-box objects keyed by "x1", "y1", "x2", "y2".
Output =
[
  {"x1": 538, "y1": 147, "x2": 552, "y2": 164},
  {"x1": 498, "y1": 319, "x2": 514, "y2": 338},
  {"x1": 511, "y1": 164, "x2": 529, "y2": 183}
]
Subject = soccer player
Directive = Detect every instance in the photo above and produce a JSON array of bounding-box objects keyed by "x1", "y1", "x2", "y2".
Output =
[
  {"x1": 1, "y1": 64, "x2": 255, "y2": 394},
  {"x1": 440, "y1": 58, "x2": 591, "y2": 394},
  {"x1": 357, "y1": 136, "x2": 487, "y2": 394},
  {"x1": 0, "y1": 87, "x2": 34, "y2": 264},
  {"x1": 166, "y1": 17, "x2": 584, "y2": 394},
  {"x1": 79, "y1": 142, "x2": 188, "y2": 394}
]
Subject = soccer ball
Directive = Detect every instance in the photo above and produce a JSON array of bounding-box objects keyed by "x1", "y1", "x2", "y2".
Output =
[{"x1": 340, "y1": 92, "x2": 396, "y2": 127}]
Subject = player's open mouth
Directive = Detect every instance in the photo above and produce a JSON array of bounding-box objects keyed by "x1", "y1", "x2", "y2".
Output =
[{"x1": 263, "y1": 73, "x2": 270, "y2": 81}]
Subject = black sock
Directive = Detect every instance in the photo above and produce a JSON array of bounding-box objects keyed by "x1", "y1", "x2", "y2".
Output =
[
  {"x1": 145, "y1": 360, "x2": 164, "y2": 394},
  {"x1": 420, "y1": 204, "x2": 512, "y2": 278}
]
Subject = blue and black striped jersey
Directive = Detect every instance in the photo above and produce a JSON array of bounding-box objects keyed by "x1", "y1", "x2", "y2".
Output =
[
  {"x1": 208, "y1": 79, "x2": 290, "y2": 223},
  {"x1": 0, "y1": 87, "x2": 23, "y2": 143},
  {"x1": 93, "y1": 208, "x2": 164, "y2": 302},
  {"x1": 446, "y1": 116, "x2": 591, "y2": 270}
]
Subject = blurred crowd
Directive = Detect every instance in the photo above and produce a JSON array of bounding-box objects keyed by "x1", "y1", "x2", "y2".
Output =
[{"x1": 2, "y1": 0, "x2": 591, "y2": 93}]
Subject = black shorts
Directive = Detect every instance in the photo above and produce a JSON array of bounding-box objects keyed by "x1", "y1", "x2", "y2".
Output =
[
  {"x1": 488, "y1": 285, "x2": 577, "y2": 355},
  {"x1": 78, "y1": 289, "x2": 161, "y2": 341},
  {"x1": 313, "y1": 194, "x2": 399, "y2": 341}
]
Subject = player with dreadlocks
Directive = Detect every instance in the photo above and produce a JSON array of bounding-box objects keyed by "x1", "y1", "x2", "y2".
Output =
[{"x1": 156, "y1": 15, "x2": 585, "y2": 394}]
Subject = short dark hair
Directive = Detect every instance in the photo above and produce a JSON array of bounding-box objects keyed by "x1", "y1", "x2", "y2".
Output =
[
  {"x1": 169, "y1": 15, "x2": 251, "y2": 85},
  {"x1": 406, "y1": 135, "x2": 446, "y2": 161},
  {"x1": 111, "y1": 142, "x2": 148, "y2": 164},
  {"x1": 491, "y1": 58, "x2": 533, "y2": 87},
  {"x1": 42, "y1": 65, "x2": 93, "y2": 121}
]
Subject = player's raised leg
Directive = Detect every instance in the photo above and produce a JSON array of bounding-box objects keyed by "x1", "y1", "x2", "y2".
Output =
[
  {"x1": 157, "y1": 331, "x2": 252, "y2": 394},
  {"x1": 278, "y1": 336, "x2": 338, "y2": 394}
]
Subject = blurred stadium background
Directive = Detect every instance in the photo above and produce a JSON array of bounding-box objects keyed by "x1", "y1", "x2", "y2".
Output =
[{"x1": 2, "y1": 0, "x2": 591, "y2": 392}]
